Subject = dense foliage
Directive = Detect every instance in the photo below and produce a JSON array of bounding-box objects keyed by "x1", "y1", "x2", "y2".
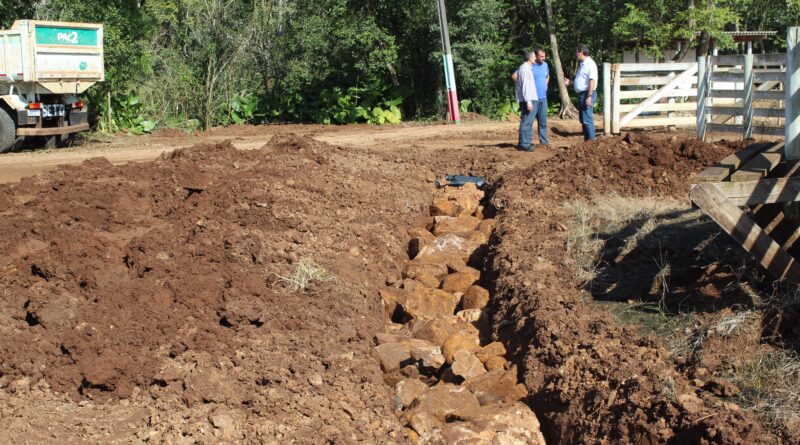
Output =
[{"x1": 2, "y1": 0, "x2": 798, "y2": 130}]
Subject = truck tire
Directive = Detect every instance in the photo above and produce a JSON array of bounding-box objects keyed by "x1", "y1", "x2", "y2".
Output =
[
  {"x1": 57, "y1": 133, "x2": 75, "y2": 148},
  {"x1": 0, "y1": 109, "x2": 17, "y2": 154}
]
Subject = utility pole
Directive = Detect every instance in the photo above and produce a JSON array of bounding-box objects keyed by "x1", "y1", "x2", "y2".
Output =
[{"x1": 436, "y1": 0, "x2": 460, "y2": 124}]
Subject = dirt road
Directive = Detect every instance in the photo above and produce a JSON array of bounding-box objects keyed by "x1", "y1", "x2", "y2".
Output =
[{"x1": 0, "y1": 121, "x2": 574, "y2": 184}]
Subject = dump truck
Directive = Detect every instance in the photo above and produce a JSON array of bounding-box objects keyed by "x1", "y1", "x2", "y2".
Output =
[{"x1": 0, "y1": 20, "x2": 104, "y2": 153}]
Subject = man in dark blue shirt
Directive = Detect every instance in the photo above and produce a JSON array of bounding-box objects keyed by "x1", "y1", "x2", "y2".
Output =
[{"x1": 531, "y1": 48, "x2": 550, "y2": 145}]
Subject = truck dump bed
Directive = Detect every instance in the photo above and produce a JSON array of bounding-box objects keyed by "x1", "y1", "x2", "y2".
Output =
[{"x1": 0, "y1": 20, "x2": 104, "y2": 94}]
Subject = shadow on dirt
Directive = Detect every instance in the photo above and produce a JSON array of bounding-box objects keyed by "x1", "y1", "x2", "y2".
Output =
[
  {"x1": 550, "y1": 125, "x2": 584, "y2": 138},
  {"x1": 467, "y1": 142, "x2": 516, "y2": 150},
  {"x1": 586, "y1": 209, "x2": 758, "y2": 313},
  {"x1": 585, "y1": 207, "x2": 800, "y2": 352}
]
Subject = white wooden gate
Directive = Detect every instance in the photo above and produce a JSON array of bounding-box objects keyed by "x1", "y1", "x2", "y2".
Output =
[
  {"x1": 604, "y1": 62, "x2": 699, "y2": 134},
  {"x1": 696, "y1": 53, "x2": 786, "y2": 140}
]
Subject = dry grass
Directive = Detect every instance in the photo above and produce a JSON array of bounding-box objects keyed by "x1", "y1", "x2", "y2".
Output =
[
  {"x1": 562, "y1": 193, "x2": 691, "y2": 284},
  {"x1": 562, "y1": 194, "x2": 800, "y2": 438},
  {"x1": 272, "y1": 257, "x2": 335, "y2": 292},
  {"x1": 730, "y1": 350, "x2": 800, "y2": 433},
  {"x1": 563, "y1": 199, "x2": 603, "y2": 283}
]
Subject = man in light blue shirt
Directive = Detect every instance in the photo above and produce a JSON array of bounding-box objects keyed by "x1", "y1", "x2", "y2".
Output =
[
  {"x1": 512, "y1": 51, "x2": 538, "y2": 152},
  {"x1": 532, "y1": 48, "x2": 550, "y2": 145},
  {"x1": 565, "y1": 43, "x2": 598, "y2": 140}
]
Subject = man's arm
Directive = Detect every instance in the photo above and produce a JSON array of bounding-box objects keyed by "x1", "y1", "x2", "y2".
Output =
[
  {"x1": 585, "y1": 62, "x2": 598, "y2": 105},
  {"x1": 512, "y1": 71, "x2": 518, "y2": 82},
  {"x1": 585, "y1": 79, "x2": 596, "y2": 106}
]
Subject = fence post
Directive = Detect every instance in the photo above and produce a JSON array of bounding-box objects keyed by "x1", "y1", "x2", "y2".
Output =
[
  {"x1": 788, "y1": 27, "x2": 800, "y2": 160},
  {"x1": 743, "y1": 52, "x2": 754, "y2": 139},
  {"x1": 603, "y1": 63, "x2": 611, "y2": 135},
  {"x1": 697, "y1": 56, "x2": 708, "y2": 141},
  {"x1": 612, "y1": 64, "x2": 621, "y2": 134}
]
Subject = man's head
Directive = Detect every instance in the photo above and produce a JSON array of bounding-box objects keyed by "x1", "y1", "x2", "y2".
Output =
[
  {"x1": 525, "y1": 51, "x2": 536, "y2": 63},
  {"x1": 576, "y1": 44, "x2": 590, "y2": 60},
  {"x1": 534, "y1": 47, "x2": 546, "y2": 64}
]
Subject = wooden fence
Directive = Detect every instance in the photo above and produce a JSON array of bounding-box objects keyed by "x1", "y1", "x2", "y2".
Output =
[
  {"x1": 696, "y1": 53, "x2": 786, "y2": 140},
  {"x1": 602, "y1": 27, "x2": 800, "y2": 159},
  {"x1": 604, "y1": 62, "x2": 699, "y2": 134}
]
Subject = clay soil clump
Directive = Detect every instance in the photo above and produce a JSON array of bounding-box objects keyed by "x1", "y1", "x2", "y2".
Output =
[
  {"x1": 0, "y1": 134, "x2": 438, "y2": 442},
  {"x1": 528, "y1": 131, "x2": 741, "y2": 198}
]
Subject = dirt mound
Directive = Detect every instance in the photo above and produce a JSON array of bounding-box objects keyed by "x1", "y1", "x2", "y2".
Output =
[
  {"x1": 0, "y1": 134, "x2": 437, "y2": 442},
  {"x1": 487, "y1": 134, "x2": 779, "y2": 443},
  {"x1": 529, "y1": 132, "x2": 741, "y2": 198}
]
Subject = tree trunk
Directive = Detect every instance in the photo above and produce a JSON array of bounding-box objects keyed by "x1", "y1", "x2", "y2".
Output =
[
  {"x1": 673, "y1": 40, "x2": 692, "y2": 62},
  {"x1": 542, "y1": 0, "x2": 577, "y2": 119}
]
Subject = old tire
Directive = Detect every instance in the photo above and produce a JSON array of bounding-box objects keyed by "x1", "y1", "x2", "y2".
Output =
[
  {"x1": 0, "y1": 110, "x2": 16, "y2": 154},
  {"x1": 57, "y1": 133, "x2": 75, "y2": 148}
]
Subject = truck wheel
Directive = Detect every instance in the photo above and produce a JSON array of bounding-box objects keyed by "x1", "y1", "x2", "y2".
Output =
[
  {"x1": 43, "y1": 135, "x2": 57, "y2": 149},
  {"x1": 0, "y1": 110, "x2": 17, "y2": 154}
]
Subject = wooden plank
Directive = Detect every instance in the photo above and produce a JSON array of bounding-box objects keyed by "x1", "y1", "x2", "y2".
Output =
[
  {"x1": 712, "y1": 72, "x2": 744, "y2": 82},
  {"x1": 689, "y1": 183, "x2": 800, "y2": 282},
  {"x1": 753, "y1": 125, "x2": 789, "y2": 136},
  {"x1": 712, "y1": 55, "x2": 744, "y2": 65},
  {"x1": 788, "y1": 27, "x2": 800, "y2": 160},
  {"x1": 697, "y1": 56, "x2": 708, "y2": 140},
  {"x1": 731, "y1": 142, "x2": 785, "y2": 182},
  {"x1": 625, "y1": 116, "x2": 696, "y2": 128},
  {"x1": 744, "y1": 53, "x2": 754, "y2": 139},
  {"x1": 618, "y1": 88, "x2": 697, "y2": 99},
  {"x1": 604, "y1": 63, "x2": 611, "y2": 135},
  {"x1": 754, "y1": 53, "x2": 788, "y2": 65},
  {"x1": 751, "y1": 161, "x2": 800, "y2": 248},
  {"x1": 713, "y1": 177, "x2": 800, "y2": 206},
  {"x1": 708, "y1": 105, "x2": 744, "y2": 116},
  {"x1": 755, "y1": 90, "x2": 786, "y2": 100},
  {"x1": 755, "y1": 71, "x2": 786, "y2": 82},
  {"x1": 693, "y1": 142, "x2": 772, "y2": 183},
  {"x1": 707, "y1": 123, "x2": 744, "y2": 134},
  {"x1": 753, "y1": 107, "x2": 786, "y2": 118},
  {"x1": 618, "y1": 102, "x2": 696, "y2": 112},
  {"x1": 612, "y1": 64, "x2": 621, "y2": 134},
  {"x1": 620, "y1": 64, "x2": 698, "y2": 126},
  {"x1": 619, "y1": 76, "x2": 697, "y2": 86},
  {"x1": 618, "y1": 62, "x2": 696, "y2": 72},
  {"x1": 706, "y1": 123, "x2": 785, "y2": 136},
  {"x1": 711, "y1": 90, "x2": 785, "y2": 100}
]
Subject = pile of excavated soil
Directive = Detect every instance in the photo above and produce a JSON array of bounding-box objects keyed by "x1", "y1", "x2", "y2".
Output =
[
  {"x1": 487, "y1": 133, "x2": 779, "y2": 444},
  {"x1": 0, "y1": 134, "x2": 437, "y2": 442},
  {"x1": 528, "y1": 132, "x2": 742, "y2": 198}
]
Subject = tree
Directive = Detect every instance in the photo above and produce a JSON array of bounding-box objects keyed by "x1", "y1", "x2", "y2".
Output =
[{"x1": 542, "y1": 0, "x2": 577, "y2": 119}]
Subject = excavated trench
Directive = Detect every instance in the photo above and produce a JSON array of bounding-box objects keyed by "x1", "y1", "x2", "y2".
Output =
[{"x1": 374, "y1": 181, "x2": 547, "y2": 443}]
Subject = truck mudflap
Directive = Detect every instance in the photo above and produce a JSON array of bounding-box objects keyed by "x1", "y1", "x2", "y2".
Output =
[{"x1": 17, "y1": 122, "x2": 89, "y2": 136}]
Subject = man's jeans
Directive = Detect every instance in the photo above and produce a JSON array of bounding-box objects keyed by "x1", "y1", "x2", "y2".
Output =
[
  {"x1": 534, "y1": 98, "x2": 549, "y2": 145},
  {"x1": 518, "y1": 101, "x2": 537, "y2": 151},
  {"x1": 577, "y1": 91, "x2": 597, "y2": 141}
]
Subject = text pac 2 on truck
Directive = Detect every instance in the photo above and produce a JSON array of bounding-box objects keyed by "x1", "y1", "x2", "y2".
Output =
[{"x1": 0, "y1": 20, "x2": 104, "y2": 153}]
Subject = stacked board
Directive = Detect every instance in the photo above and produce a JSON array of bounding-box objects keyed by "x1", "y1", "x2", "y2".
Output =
[{"x1": 691, "y1": 141, "x2": 800, "y2": 283}]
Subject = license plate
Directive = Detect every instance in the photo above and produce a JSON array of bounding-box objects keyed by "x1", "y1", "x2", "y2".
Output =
[
  {"x1": 27, "y1": 110, "x2": 41, "y2": 117},
  {"x1": 42, "y1": 104, "x2": 65, "y2": 118}
]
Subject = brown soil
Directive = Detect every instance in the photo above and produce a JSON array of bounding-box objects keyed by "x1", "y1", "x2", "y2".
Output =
[
  {"x1": 528, "y1": 131, "x2": 743, "y2": 198},
  {"x1": 0, "y1": 123, "x2": 794, "y2": 443},
  {"x1": 487, "y1": 133, "x2": 784, "y2": 444},
  {"x1": 0, "y1": 134, "x2": 436, "y2": 442}
]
